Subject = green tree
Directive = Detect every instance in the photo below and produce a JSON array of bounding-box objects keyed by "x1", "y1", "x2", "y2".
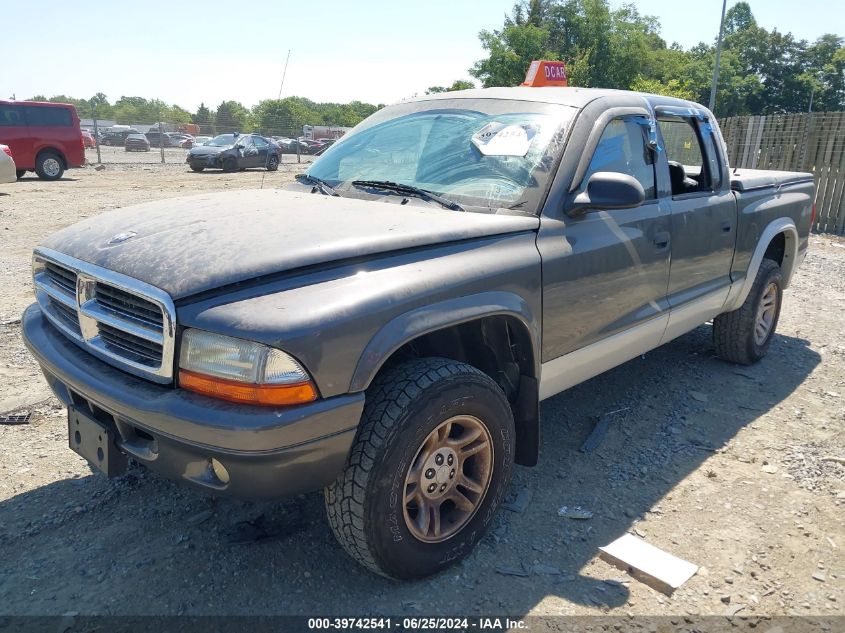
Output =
[
  {"x1": 214, "y1": 100, "x2": 251, "y2": 134},
  {"x1": 252, "y1": 97, "x2": 314, "y2": 136},
  {"x1": 471, "y1": 0, "x2": 845, "y2": 115},
  {"x1": 192, "y1": 102, "x2": 213, "y2": 132},
  {"x1": 471, "y1": 22, "x2": 556, "y2": 87},
  {"x1": 629, "y1": 76, "x2": 695, "y2": 100},
  {"x1": 425, "y1": 80, "x2": 476, "y2": 94}
]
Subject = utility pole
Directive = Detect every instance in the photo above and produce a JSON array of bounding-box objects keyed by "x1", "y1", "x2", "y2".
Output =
[
  {"x1": 277, "y1": 49, "x2": 291, "y2": 100},
  {"x1": 708, "y1": 0, "x2": 728, "y2": 112},
  {"x1": 808, "y1": 85, "x2": 815, "y2": 113},
  {"x1": 91, "y1": 103, "x2": 102, "y2": 165},
  {"x1": 159, "y1": 120, "x2": 165, "y2": 164}
]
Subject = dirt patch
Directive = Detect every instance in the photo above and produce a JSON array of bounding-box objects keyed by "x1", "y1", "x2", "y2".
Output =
[{"x1": 0, "y1": 165, "x2": 842, "y2": 617}]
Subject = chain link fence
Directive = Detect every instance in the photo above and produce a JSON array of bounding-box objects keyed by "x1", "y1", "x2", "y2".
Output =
[{"x1": 80, "y1": 113, "x2": 347, "y2": 167}]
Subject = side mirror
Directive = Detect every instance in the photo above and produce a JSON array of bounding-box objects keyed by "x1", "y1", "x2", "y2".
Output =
[{"x1": 567, "y1": 172, "x2": 645, "y2": 216}]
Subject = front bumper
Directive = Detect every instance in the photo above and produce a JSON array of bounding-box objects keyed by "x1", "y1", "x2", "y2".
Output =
[
  {"x1": 22, "y1": 304, "x2": 364, "y2": 499},
  {"x1": 186, "y1": 154, "x2": 221, "y2": 168}
]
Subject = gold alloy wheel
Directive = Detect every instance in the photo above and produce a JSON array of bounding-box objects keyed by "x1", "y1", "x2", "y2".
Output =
[
  {"x1": 402, "y1": 415, "x2": 494, "y2": 543},
  {"x1": 754, "y1": 282, "x2": 779, "y2": 345}
]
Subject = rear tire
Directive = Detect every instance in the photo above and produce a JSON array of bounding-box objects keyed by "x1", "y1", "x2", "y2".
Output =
[
  {"x1": 325, "y1": 357, "x2": 515, "y2": 579},
  {"x1": 35, "y1": 152, "x2": 64, "y2": 180},
  {"x1": 714, "y1": 258, "x2": 783, "y2": 365},
  {"x1": 267, "y1": 154, "x2": 279, "y2": 171}
]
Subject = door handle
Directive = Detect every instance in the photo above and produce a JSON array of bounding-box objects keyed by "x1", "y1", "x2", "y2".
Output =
[
  {"x1": 721, "y1": 221, "x2": 732, "y2": 233},
  {"x1": 653, "y1": 231, "x2": 670, "y2": 249}
]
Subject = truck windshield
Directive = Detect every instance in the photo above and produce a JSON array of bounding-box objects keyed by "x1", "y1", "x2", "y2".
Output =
[{"x1": 306, "y1": 98, "x2": 575, "y2": 213}]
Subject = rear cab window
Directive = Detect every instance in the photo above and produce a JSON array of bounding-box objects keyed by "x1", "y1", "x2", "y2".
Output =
[{"x1": 657, "y1": 116, "x2": 723, "y2": 195}]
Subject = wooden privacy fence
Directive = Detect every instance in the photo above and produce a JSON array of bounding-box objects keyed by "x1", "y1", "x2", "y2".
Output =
[{"x1": 719, "y1": 112, "x2": 845, "y2": 235}]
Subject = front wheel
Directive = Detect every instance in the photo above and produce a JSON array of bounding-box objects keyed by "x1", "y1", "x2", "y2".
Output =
[
  {"x1": 325, "y1": 357, "x2": 515, "y2": 579},
  {"x1": 223, "y1": 157, "x2": 238, "y2": 172},
  {"x1": 190, "y1": 165, "x2": 204, "y2": 172},
  {"x1": 714, "y1": 258, "x2": 783, "y2": 365},
  {"x1": 35, "y1": 152, "x2": 64, "y2": 180}
]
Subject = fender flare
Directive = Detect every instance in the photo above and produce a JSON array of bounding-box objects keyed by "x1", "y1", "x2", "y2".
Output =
[
  {"x1": 725, "y1": 217, "x2": 799, "y2": 312},
  {"x1": 348, "y1": 291, "x2": 540, "y2": 393}
]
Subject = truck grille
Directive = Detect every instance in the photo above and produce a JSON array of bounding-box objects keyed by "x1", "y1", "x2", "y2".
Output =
[
  {"x1": 44, "y1": 262, "x2": 77, "y2": 294},
  {"x1": 97, "y1": 322, "x2": 163, "y2": 367},
  {"x1": 33, "y1": 248, "x2": 176, "y2": 384},
  {"x1": 95, "y1": 284, "x2": 164, "y2": 328}
]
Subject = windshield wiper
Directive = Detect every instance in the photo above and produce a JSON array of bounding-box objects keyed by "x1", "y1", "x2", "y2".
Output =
[
  {"x1": 296, "y1": 174, "x2": 340, "y2": 197},
  {"x1": 351, "y1": 180, "x2": 465, "y2": 212}
]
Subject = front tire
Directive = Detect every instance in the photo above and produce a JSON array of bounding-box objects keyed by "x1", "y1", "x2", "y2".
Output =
[
  {"x1": 325, "y1": 357, "x2": 515, "y2": 579},
  {"x1": 190, "y1": 165, "x2": 204, "y2": 172},
  {"x1": 714, "y1": 258, "x2": 783, "y2": 365},
  {"x1": 35, "y1": 152, "x2": 64, "y2": 180},
  {"x1": 223, "y1": 157, "x2": 238, "y2": 172}
]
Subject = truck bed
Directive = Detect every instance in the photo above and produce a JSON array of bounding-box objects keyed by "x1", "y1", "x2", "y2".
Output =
[{"x1": 730, "y1": 168, "x2": 814, "y2": 192}]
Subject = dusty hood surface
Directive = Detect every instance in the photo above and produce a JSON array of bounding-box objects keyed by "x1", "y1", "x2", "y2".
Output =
[{"x1": 40, "y1": 189, "x2": 539, "y2": 299}]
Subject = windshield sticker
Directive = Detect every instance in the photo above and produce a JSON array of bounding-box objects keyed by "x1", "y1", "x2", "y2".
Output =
[{"x1": 471, "y1": 122, "x2": 538, "y2": 157}]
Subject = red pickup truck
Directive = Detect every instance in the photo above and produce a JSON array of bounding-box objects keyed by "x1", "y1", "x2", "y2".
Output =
[{"x1": 0, "y1": 100, "x2": 85, "y2": 180}]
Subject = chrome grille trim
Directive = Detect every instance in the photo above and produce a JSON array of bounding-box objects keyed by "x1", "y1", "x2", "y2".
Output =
[{"x1": 32, "y1": 247, "x2": 176, "y2": 384}]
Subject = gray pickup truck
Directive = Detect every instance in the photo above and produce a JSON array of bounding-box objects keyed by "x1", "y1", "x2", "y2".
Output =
[{"x1": 22, "y1": 87, "x2": 814, "y2": 579}]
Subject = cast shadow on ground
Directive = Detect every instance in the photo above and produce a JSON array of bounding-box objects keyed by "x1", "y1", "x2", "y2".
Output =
[{"x1": 0, "y1": 324, "x2": 819, "y2": 616}]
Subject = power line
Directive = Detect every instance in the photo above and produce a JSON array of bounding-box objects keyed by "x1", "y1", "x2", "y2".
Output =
[{"x1": 277, "y1": 50, "x2": 292, "y2": 100}]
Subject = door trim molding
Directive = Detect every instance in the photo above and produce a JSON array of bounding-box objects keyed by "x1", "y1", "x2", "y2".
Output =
[
  {"x1": 539, "y1": 285, "x2": 736, "y2": 401},
  {"x1": 539, "y1": 313, "x2": 668, "y2": 400}
]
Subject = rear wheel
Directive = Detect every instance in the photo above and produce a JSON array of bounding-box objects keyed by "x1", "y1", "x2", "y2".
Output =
[
  {"x1": 714, "y1": 258, "x2": 783, "y2": 365},
  {"x1": 267, "y1": 154, "x2": 279, "y2": 171},
  {"x1": 325, "y1": 357, "x2": 515, "y2": 579},
  {"x1": 35, "y1": 152, "x2": 64, "y2": 180}
]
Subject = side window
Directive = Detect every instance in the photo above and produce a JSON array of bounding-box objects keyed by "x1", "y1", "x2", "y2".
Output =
[
  {"x1": 0, "y1": 104, "x2": 24, "y2": 126},
  {"x1": 582, "y1": 117, "x2": 656, "y2": 200},
  {"x1": 657, "y1": 117, "x2": 719, "y2": 195},
  {"x1": 253, "y1": 136, "x2": 268, "y2": 148},
  {"x1": 23, "y1": 106, "x2": 73, "y2": 127}
]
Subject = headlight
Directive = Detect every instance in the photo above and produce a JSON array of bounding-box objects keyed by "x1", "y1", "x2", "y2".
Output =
[{"x1": 178, "y1": 329, "x2": 317, "y2": 406}]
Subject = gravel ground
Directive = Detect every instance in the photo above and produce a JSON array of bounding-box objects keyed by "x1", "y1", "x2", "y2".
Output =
[{"x1": 0, "y1": 165, "x2": 842, "y2": 619}]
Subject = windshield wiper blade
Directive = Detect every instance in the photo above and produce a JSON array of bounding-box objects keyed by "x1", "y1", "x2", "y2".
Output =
[
  {"x1": 351, "y1": 180, "x2": 465, "y2": 212},
  {"x1": 296, "y1": 174, "x2": 340, "y2": 197}
]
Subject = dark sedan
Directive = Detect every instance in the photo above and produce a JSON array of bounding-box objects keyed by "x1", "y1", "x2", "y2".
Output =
[
  {"x1": 185, "y1": 133, "x2": 280, "y2": 172},
  {"x1": 124, "y1": 133, "x2": 151, "y2": 152}
]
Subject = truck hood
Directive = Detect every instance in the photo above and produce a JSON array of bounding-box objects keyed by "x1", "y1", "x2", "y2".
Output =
[{"x1": 40, "y1": 189, "x2": 539, "y2": 300}]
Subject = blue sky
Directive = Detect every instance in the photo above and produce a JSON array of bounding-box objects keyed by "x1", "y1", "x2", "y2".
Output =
[{"x1": 1, "y1": 1, "x2": 841, "y2": 109}]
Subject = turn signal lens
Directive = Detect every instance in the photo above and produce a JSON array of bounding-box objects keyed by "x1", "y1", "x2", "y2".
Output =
[
  {"x1": 178, "y1": 329, "x2": 318, "y2": 406},
  {"x1": 179, "y1": 369, "x2": 317, "y2": 406}
]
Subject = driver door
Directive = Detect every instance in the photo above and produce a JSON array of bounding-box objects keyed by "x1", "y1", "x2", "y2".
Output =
[
  {"x1": 239, "y1": 136, "x2": 259, "y2": 167},
  {"x1": 537, "y1": 115, "x2": 672, "y2": 396},
  {"x1": 252, "y1": 136, "x2": 271, "y2": 167}
]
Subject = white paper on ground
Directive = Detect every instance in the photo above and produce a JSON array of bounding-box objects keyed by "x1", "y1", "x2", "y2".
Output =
[{"x1": 599, "y1": 533, "x2": 698, "y2": 594}]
